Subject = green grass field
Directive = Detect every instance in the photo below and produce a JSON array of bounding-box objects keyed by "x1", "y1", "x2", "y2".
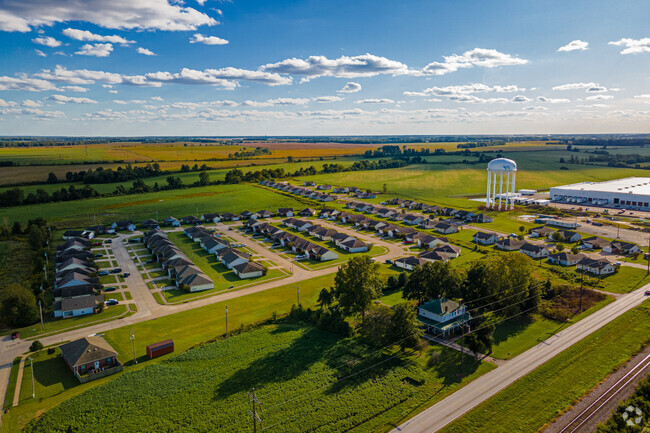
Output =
[
  {"x1": 439, "y1": 300, "x2": 650, "y2": 433},
  {"x1": 3, "y1": 358, "x2": 21, "y2": 410},
  {"x1": 21, "y1": 324, "x2": 494, "y2": 433}
]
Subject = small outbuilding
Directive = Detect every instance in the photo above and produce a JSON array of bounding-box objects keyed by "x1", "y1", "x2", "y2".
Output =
[{"x1": 146, "y1": 339, "x2": 175, "y2": 359}]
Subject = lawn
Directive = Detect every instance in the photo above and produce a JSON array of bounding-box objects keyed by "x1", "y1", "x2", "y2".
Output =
[
  {"x1": 18, "y1": 348, "x2": 79, "y2": 404},
  {"x1": 21, "y1": 325, "x2": 494, "y2": 433},
  {"x1": 11, "y1": 305, "x2": 128, "y2": 339},
  {"x1": 3, "y1": 357, "x2": 21, "y2": 410},
  {"x1": 439, "y1": 299, "x2": 650, "y2": 433},
  {"x1": 165, "y1": 231, "x2": 289, "y2": 302},
  {"x1": 588, "y1": 265, "x2": 650, "y2": 294}
]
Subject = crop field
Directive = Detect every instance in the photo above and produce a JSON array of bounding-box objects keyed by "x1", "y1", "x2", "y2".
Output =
[
  {"x1": 22, "y1": 325, "x2": 494, "y2": 433},
  {"x1": 0, "y1": 183, "x2": 311, "y2": 227},
  {"x1": 439, "y1": 299, "x2": 650, "y2": 433},
  {"x1": 298, "y1": 156, "x2": 648, "y2": 209}
]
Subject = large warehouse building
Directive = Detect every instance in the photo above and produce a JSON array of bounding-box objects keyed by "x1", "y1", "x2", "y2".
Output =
[{"x1": 550, "y1": 177, "x2": 650, "y2": 210}]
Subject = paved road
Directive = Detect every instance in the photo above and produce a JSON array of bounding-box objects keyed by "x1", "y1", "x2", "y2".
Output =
[{"x1": 391, "y1": 284, "x2": 650, "y2": 433}]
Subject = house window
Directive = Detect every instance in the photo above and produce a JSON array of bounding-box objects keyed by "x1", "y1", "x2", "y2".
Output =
[
  {"x1": 80, "y1": 365, "x2": 85, "y2": 372},
  {"x1": 107, "y1": 357, "x2": 112, "y2": 364}
]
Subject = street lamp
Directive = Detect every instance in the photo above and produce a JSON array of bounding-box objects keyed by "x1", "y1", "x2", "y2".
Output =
[
  {"x1": 225, "y1": 305, "x2": 229, "y2": 334},
  {"x1": 297, "y1": 286, "x2": 300, "y2": 306},
  {"x1": 130, "y1": 330, "x2": 137, "y2": 365},
  {"x1": 28, "y1": 356, "x2": 35, "y2": 398}
]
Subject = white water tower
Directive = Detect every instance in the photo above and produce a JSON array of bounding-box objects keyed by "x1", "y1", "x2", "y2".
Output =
[{"x1": 486, "y1": 158, "x2": 517, "y2": 210}]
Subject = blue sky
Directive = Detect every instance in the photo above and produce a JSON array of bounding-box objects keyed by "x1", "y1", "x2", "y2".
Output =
[{"x1": 0, "y1": 0, "x2": 648, "y2": 135}]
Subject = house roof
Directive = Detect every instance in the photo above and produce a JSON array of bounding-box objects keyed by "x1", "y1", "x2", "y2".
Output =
[
  {"x1": 531, "y1": 226, "x2": 554, "y2": 234},
  {"x1": 582, "y1": 236, "x2": 609, "y2": 247},
  {"x1": 342, "y1": 238, "x2": 367, "y2": 249},
  {"x1": 578, "y1": 257, "x2": 613, "y2": 269},
  {"x1": 60, "y1": 336, "x2": 118, "y2": 367},
  {"x1": 233, "y1": 261, "x2": 264, "y2": 274},
  {"x1": 434, "y1": 244, "x2": 461, "y2": 254},
  {"x1": 419, "y1": 298, "x2": 463, "y2": 315},
  {"x1": 473, "y1": 231, "x2": 497, "y2": 240},
  {"x1": 396, "y1": 256, "x2": 426, "y2": 267},
  {"x1": 419, "y1": 250, "x2": 449, "y2": 261},
  {"x1": 549, "y1": 252, "x2": 585, "y2": 262},
  {"x1": 57, "y1": 295, "x2": 103, "y2": 312},
  {"x1": 179, "y1": 273, "x2": 213, "y2": 287},
  {"x1": 520, "y1": 242, "x2": 547, "y2": 253}
]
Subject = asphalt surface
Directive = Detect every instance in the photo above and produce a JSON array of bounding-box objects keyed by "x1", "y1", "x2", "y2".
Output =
[{"x1": 391, "y1": 284, "x2": 650, "y2": 433}]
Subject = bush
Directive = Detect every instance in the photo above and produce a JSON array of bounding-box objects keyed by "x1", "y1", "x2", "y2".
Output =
[
  {"x1": 47, "y1": 348, "x2": 55, "y2": 355},
  {"x1": 30, "y1": 341, "x2": 44, "y2": 352}
]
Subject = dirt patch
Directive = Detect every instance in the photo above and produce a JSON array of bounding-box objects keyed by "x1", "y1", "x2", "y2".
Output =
[{"x1": 541, "y1": 287, "x2": 607, "y2": 322}]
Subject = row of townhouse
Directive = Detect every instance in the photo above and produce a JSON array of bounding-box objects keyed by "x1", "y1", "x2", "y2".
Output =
[
  {"x1": 144, "y1": 230, "x2": 214, "y2": 291},
  {"x1": 53, "y1": 237, "x2": 104, "y2": 318},
  {"x1": 530, "y1": 226, "x2": 642, "y2": 255},
  {"x1": 183, "y1": 227, "x2": 265, "y2": 279},
  {"x1": 260, "y1": 180, "x2": 337, "y2": 202},
  {"x1": 339, "y1": 206, "x2": 460, "y2": 236},
  {"x1": 472, "y1": 231, "x2": 618, "y2": 275},
  {"x1": 243, "y1": 219, "x2": 341, "y2": 261},
  {"x1": 393, "y1": 243, "x2": 462, "y2": 271},
  {"x1": 382, "y1": 198, "x2": 494, "y2": 223}
]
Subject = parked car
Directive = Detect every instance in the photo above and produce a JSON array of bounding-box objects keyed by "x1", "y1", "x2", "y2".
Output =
[
  {"x1": 105, "y1": 239, "x2": 112, "y2": 243},
  {"x1": 105, "y1": 299, "x2": 119, "y2": 306},
  {"x1": 110, "y1": 268, "x2": 122, "y2": 274},
  {"x1": 11, "y1": 332, "x2": 19, "y2": 340},
  {"x1": 98, "y1": 270, "x2": 109, "y2": 276},
  {"x1": 645, "y1": 290, "x2": 650, "y2": 296},
  {"x1": 385, "y1": 259, "x2": 393, "y2": 264},
  {"x1": 92, "y1": 242, "x2": 102, "y2": 246},
  {"x1": 592, "y1": 222, "x2": 603, "y2": 226},
  {"x1": 103, "y1": 287, "x2": 117, "y2": 292},
  {"x1": 228, "y1": 227, "x2": 233, "y2": 231},
  {"x1": 145, "y1": 259, "x2": 154, "y2": 263},
  {"x1": 122, "y1": 272, "x2": 131, "y2": 278},
  {"x1": 509, "y1": 233, "x2": 518, "y2": 238},
  {"x1": 95, "y1": 253, "x2": 103, "y2": 258}
]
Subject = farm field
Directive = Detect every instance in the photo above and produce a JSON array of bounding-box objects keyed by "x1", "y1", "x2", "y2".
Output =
[
  {"x1": 21, "y1": 325, "x2": 494, "y2": 433},
  {"x1": 0, "y1": 183, "x2": 311, "y2": 227},
  {"x1": 438, "y1": 299, "x2": 650, "y2": 433}
]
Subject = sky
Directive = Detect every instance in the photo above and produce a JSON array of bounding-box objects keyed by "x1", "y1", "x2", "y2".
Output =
[{"x1": 0, "y1": 0, "x2": 648, "y2": 136}]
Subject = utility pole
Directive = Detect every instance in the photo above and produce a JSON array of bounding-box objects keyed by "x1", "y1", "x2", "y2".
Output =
[
  {"x1": 225, "y1": 305, "x2": 228, "y2": 334},
  {"x1": 44, "y1": 251, "x2": 48, "y2": 267},
  {"x1": 131, "y1": 330, "x2": 137, "y2": 364},
  {"x1": 38, "y1": 300, "x2": 44, "y2": 332},
  {"x1": 247, "y1": 388, "x2": 262, "y2": 432},
  {"x1": 29, "y1": 356, "x2": 35, "y2": 398},
  {"x1": 43, "y1": 265, "x2": 47, "y2": 282},
  {"x1": 579, "y1": 273, "x2": 584, "y2": 312}
]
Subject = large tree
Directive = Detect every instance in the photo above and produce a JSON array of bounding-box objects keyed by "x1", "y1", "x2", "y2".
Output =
[
  {"x1": 360, "y1": 305, "x2": 393, "y2": 346},
  {"x1": 390, "y1": 303, "x2": 423, "y2": 351},
  {"x1": 334, "y1": 256, "x2": 382, "y2": 320},
  {"x1": 0, "y1": 283, "x2": 39, "y2": 328},
  {"x1": 403, "y1": 261, "x2": 465, "y2": 304}
]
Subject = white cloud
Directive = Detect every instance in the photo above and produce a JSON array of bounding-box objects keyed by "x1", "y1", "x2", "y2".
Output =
[
  {"x1": 34, "y1": 49, "x2": 46, "y2": 57},
  {"x1": 62, "y1": 28, "x2": 134, "y2": 44},
  {"x1": 522, "y1": 106, "x2": 549, "y2": 111},
  {"x1": 355, "y1": 98, "x2": 395, "y2": 104},
  {"x1": 32, "y1": 36, "x2": 61, "y2": 47},
  {"x1": 552, "y1": 82, "x2": 598, "y2": 91},
  {"x1": 586, "y1": 85, "x2": 608, "y2": 93},
  {"x1": 48, "y1": 94, "x2": 98, "y2": 104},
  {"x1": 0, "y1": 76, "x2": 58, "y2": 92},
  {"x1": 266, "y1": 98, "x2": 310, "y2": 105},
  {"x1": 261, "y1": 53, "x2": 411, "y2": 81},
  {"x1": 634, "y1": 94, "x2": 650, "y2": 99},
  {"x1": 151, "y1": 96, "x2": 164, "y2": 101},
  {"x1": 61, "y1": 85, "x2": 89, "y2": 92},
  {"x1": 22, "y1": 99, "x2": 42, "y2": 107},
  {"x1": 75, "y1": 43, "x2": 113, "y2": 57},
  {"x1": 421, "y1": 48, "x2": 528, "y2": 76},
  {"x1": 137, "y1": 47, "x2": 156, "y2": 56},
  {"x1": 0, "y1": 108, "x2": 65, "y2": 119},
  {"x1": 109, "y1": 90, "x2": 118, "y2": 94},
  {"x1": 0, "y1": 0, "x2": 217, "y2": 32},
  {"x1": 536, "y1": 96, "x2": 570, "y2": 103},
  {"x1": 190, "y1": 33, "x2": 228, "y2": 45},
  {"x1": 312, "y1": 96, "x2": 343, "y2": 103},
  {"x1": 608, "y1": 38, "x2": 650, "y2": 54},
  {"x1": 511, "y1": 95, "x2": 532, "y2": 103},
  {"x1": 586, "y1": 94, "x2": 614, "y2": 101},
  {"x1": 447, "y1": 95, "x2": 509, "y2": 104},
  {"x1": 337, "y1": 82, "x2": 362, "y2": 93},
  {"x1": 146, "y1": 67, "x2": 291, "y2": 87},
  {"x1": 407, "y1": 83, "x2": 524, "y2": 97},
  {"x1": 557, "y1": 40, "x2": 589, "y2": 52},
  {"x1": 113, "y1": 99, "x2": 147, "y2": 104},
  {"x1": 37, "y1": 66, "x2": 123, "y2": 85}
]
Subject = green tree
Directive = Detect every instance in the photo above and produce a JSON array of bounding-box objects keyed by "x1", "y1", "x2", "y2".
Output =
[
  {"x1": 317, "y1": 288, "x2": 334, "y2": 308},
  {"x1": 390, "y1": 303, "x2": 423, "y2": 350},
  {"x1": 11, "y1": 221, "x2": 22, "y2": 235},
  {"x1": 571, "y1": 245, "x2": 580, "y2": 255},
  {"x1": 46, "y1": 172, "x2": 58, "y2": 184},
  {"x1": 198, "y1": 170, "x2": 210, "y2": 186},
  {"x1": 334, "y1": 256, "x2": 382, "y2": 320},
  {"x1": 518, "y1": 225, "x2": 525, "y2": 233},
  {"x1": 397, "y1": 272, "x2": 408, "y2": 288},
  {"x1": 0, "y1": 283, "x2": 39, "y2": 328},
  {"x1": 30, "y1": 341, "x2": 44, "y2": 352},
  {"x1": 359, "y1": 305, "x2": 393, "y2": 346},
  {"x1": 28, "y1": 225, "x2": 46, "y2": 250}
]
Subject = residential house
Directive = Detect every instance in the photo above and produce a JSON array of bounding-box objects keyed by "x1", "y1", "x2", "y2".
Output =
[
  {"x1": 434, "y1": 244, "x2": 461, "y2": 258},
  {"x1": 309, "y1": 246, "x2": 339, "y2": 261},
  {"x1": 581, "y1": 236, "x2": 610, "y2": 250},
  {"x1": 519, "y1": 243, "x2": 550, "y2": 259},
  {"x1": 177, "y1": 272, "x2": 214, "y2": 292},
  {"x1": 163, "y1": 216, "x2": 181, "y2": 227},
  {"x1": 53, "y1": 295, "x2": 103, "y2": 318},
  {"x1": 553, "y1": 230, "x2": 582, "y2": 243},
  {"x1": 417, "y1": 298, "x2": 469, "y2": 337},
  {"x1": 473, "y1": 232, "x2": 498, "y2": 245},
  {"x1": 293, "y1": 220, "x2": 314, "y2": 232},
  {"x1": 255, "y1": 210, "x2": 274, "y2": 219},
  {"x1": 603, "y1": 241, "x2": 642, "y2": 255},
  {"x1": 320, "y1": 208, "x2": 337, "y2": 218},
  {"x1": 433, "y1": 222, "x2": 458, "y2": 234},
  {"x1": 232, "y1": 261, "x2": 265, "y2": 279},
  {"x1": 473, "y1": 214, "x2": 494, "y2": 223},
  {"x1": 56, "y1": 258, "x2": 94, "y2": 274},
  {"x1": 403, "y1": 214, "x2": 424, "y2": 225},
  {"x1": 419, "y1": 219, "x2": 439, "y2": 230},
  {"x1": 141, "y1": 219, "x2": 160, "y2": 229},
  {"x1": 85, "y1": 225, "x2": 114, "y2": 235},
  {"x1": 303, "y1": 181, "x2": 316, "y2": 186},
  {"x1": 312, "y1": 227, "x2": 339, "y2": 241},
  {"x1": 278, "y1": 208, "x2": 294, "y2": 217},
  {"x1": 220, "y1": 249, "x2": 251, "y2": 269},
  {"x1": 577, "y1": 257, "x2": 617, "y2": 275},
  {"x1": 419, "y1": 250, "x2": 449, "y2": 263},
  {"x1": 112, "y1": 220, "x2": 136, "y2": 231},
  {"x1": 316, "y1": 184, "x2": 331, "y2": 190},
  {"x1": 59, "y1": 336, "x2": 121, "y2": 382},
  {"x1": 219, "y1": 212, "x2": 237, "y2": 221},
  {"x1": 62, "y1": 230, "x2": 88, "y2": 240},
  {"x1": 547, "y1": 252, "x2": 586, "y2": 266},
  {"x1": 201, "y1": 213, "x2": 221, "y2": 223},
  {"x1": 340, "y1": 238, "x2": 369, "y2": 253},
  {"x1": 529, "y1": 226, "x2": 554, "y2": 238},
  {"x1": 331, "y1": 232, "x2": 354, "y2": 247},
  {"x1": 181, "y1": 216, "x2": 201, "y2": 225},
  {"x1": 299, "y1": 208, "x2": 316, "y2": 217},
  {"x1": 495, "y1": 238, "x2": 526, "y2": 251},
  {"x1": 239, "y1": 210, "x2": 254, "y2": 220},
  {"x1": 394, "y1": 256, "x2": 426, "y2": 271},
  {"x1": 418, "y1": 235, "x2": 449, "y2": 249}
]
